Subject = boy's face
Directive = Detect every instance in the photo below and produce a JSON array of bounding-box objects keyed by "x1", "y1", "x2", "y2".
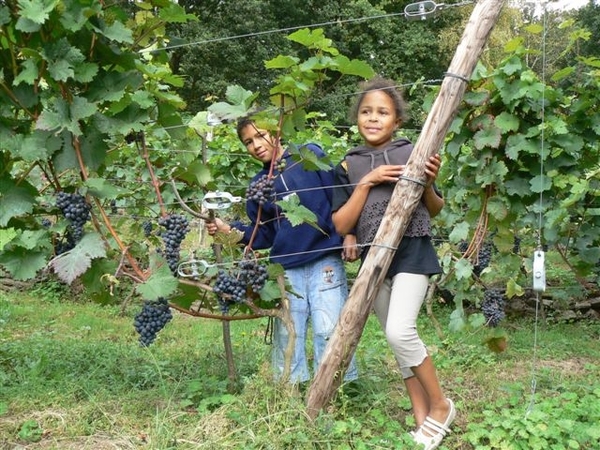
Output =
[{"x1": 239, "y1": 124, "x2": 281, "y2": 164}]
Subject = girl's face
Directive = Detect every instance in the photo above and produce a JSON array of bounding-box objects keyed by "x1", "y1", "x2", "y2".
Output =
[
  {"x1": 239, "y1": 124, "x2": 282, "y2": 164},
  {"x1": 357, "y1": 90, "x2": 400, "y2": 149}
]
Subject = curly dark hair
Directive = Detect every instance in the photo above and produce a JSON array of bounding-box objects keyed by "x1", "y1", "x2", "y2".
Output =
[{"x1": 349, "y1": 76, "x2": 409, "y2": 124}]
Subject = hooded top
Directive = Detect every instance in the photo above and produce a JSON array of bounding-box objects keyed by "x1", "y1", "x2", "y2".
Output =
[
  {"x1": 335, "y1": 138, "x2": 433, "y2": 248},
  {"x1": 331, "y1": 138, "x2": 441, "y2": 277},
  {"x1": 231, "y1": 143, "x2": 343, "y2": 270}
]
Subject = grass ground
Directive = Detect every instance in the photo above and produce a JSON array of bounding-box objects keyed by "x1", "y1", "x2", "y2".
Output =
[{"x1": 1, "y1": 283, "x2": 599, "y2": 450}]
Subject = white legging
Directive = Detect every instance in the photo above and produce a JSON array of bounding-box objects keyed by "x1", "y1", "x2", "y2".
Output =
[{"x1": 373, "y1": 272, "x2": 430, "y2": 379}]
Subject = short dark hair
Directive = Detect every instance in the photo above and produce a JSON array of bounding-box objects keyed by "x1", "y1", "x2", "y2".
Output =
[
  {"x1": 236, "y1": 117, "x2": 255, "y2": 142},
  {"x1": 349, "y1": 76, "x2": 409, "y2": 123}
]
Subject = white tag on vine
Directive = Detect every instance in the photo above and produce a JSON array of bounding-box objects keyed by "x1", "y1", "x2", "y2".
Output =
[{"x1": 532, "y1": 250, "x2": 546, "y2": 292}]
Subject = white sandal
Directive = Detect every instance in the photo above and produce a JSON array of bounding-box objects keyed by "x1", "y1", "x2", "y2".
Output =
[{"x1": 412, "y1": 399, "x2": 456, "y2": 450}]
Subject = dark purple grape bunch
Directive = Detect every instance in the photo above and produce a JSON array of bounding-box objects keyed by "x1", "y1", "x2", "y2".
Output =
[
  {"x1": 158, "y1": 214, "x2": 190, "y2": 275},
  {"x1": 213, "y1": 270, "x2": 247, "y2": 313},
  {"x1": 133, "y1": 297, "x2": 173, "y2": 346},
  {"x1": 212, "y1": 259, "x2": 269, "y2": 313},
  {"x1": 473, "y1": 240, "x2": 493, "y2": 276},
  {"x1": 481, "y1": 288, "x2": 506, "y2": 327},
  {"x1": 246, "y1": 174, "x2": 275, "y2": 205},
  {"x1": 142, "y1": 220, "x2": 153, "y2": 237},
  {"x1": 56, "y1": 192, "x2": 92, "y2": 244},
  {"x1": 239, "y1": 258, "x2": 268, "y2": 294}
]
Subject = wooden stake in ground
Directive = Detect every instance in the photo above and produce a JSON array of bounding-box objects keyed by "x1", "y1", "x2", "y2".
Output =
[{"x1": 306, "y1": 0, "x2": 506, "y2": 419}]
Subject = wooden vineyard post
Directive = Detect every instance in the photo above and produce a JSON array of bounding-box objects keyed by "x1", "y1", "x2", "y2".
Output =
[{"x1": 306, "y1": 0, "x2": 506, "y2": 419}]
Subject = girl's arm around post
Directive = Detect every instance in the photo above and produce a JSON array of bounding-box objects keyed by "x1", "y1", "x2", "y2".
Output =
[{"x1": 423, "y1": 154, "x2": 444, "y2": 218}]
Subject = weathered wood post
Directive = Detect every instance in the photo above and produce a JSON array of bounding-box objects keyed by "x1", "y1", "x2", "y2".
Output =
[{"x1": 306, "y1": 0, "x2": 506, "y2": 418}]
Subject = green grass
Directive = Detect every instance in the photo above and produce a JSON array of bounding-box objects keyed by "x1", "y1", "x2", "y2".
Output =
[{"x1": 1, "y1": 289, "x2": 599, "y2": 450}]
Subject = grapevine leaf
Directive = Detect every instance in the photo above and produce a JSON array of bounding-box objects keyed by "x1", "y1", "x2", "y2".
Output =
[
  {"x1": 486, "y1": 197, "x2": 508, "y2": 221},
  {"x1": 225, "y1": 85, "x2": 257, "y2": 109},
  {"x1": 136, "y1": 254, "x2": 179, "y2": 301},
  {"x1": 448, "y1": 308, "x2": 466, "y2": 332},
  {"x1": 74, "y1": 62, "x2": 99, "y2": 83},
  {"x1": 158, "y1": 2, "x2": 197, "y2": 23},
  {"x1": 494, "y1": 112, "x2": 520, "y2": 133},
  {"x1": 99, "y1": 20, "x2": 133, "y2": 44},
  {"x1": 258, "y1": 280, "x2": 282, "y2": 302},
  {"x1": 276, "y1": 194, "x2": 319, "y2": 229},
  {"x1": 168, "y1": 282, "x2": 201, "y2": 310},
  {"x1": 80, "y1": 258, "x2": 119, "y2": 298},
  {"x1": 0, "y1": 249, "x2": 47, "y2": 281},
  {"x1": 15, "y1": 16, "x2": 40, "y2": 32},
  {"x1": 0, "y1": 178, "x2": 37, "y2": 227},
  {"x1": 13, "y1": 59, "x2": 38, "y2": 86},
  {"x1": 70, "y1": 96, "x2": 97, "y2": 122},
  {"x1": 448, "y1": 221, "x2": 470, "y2": 242},
  {"x1": 267, "y1": 263, "x2": 285, "y2": 279},
  {"x1": 454, "y1": 258, "x2": 473, "y2": 280},
  {"x1": 289, "y1": 145, "x2": 332, "y2": 172},
  {"x1": 287, "y1": 28, "x2": 337, "y2": 54},
  {"x1": 331, "y1": 55, "x2": 374, "y2": 78},
  {"x1": 207, "y1": 102, "x2": 250, "y2": 122},
  {"x1": 79, "y1": 128, "x2": 108, "y2": 170},
  {"x1": 60, "y1": 1, "x2": 101, "y2": 31},
  {"x1": 87, "y1": 71, "x2": 142, "y2": 103},
  {"x1": 505, "y1": 133, "x2": 539, "y2": 159},
  {"x1": 468, "y1": 313, "x2": 486, "y2": 329},
  {"x1": 50, "y1": 233, "x2": 107, "y2": 284},
  {"x1": 84, "y1": 178, "x2": 128, "y2": 199},
  {"x1": 530, "y1": 174, "x2": 552, "y2": 193},
  {"x1": 464, "y1": 91, "x2": 489, "y2": 106},
  {"x1": 42, "y1": 38, "x2": 85, "y2": 82},
  {"x1": 172, "y1": 161, "x2": 212, "y2": 186},
  {"x1": 473, "y1": 125, "x2": 502, "y2": 150},
  {"x1": 16, "y1": 0, "x2": 58, "y2": 24},
  {"x1": 36, "y1": 98, "x2": 81, "y2": 135},
  {"x1": 131, "y1": 90, "x2": 154, "y2": 109},
  {"x1": 266, "y1": 55, "x2": 300, "y2": 70},
  {"x1": 505, "y1": 278, "x2": 524, "y2": 299},
  {"x1": 6, "y1": 230, "x2": 51, "y2": 251}
]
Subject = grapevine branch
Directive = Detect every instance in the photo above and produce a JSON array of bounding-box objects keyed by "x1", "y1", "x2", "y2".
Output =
[
  {"x1": 168, "y1": 178, "x2": 210, "y2": 220},
  {"x1": 139, "y1": 133, "x2": 167, "y2": 217}
]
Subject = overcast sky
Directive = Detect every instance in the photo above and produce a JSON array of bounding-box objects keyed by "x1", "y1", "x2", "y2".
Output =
[{"x1": 547, "y1": 0, "x2": 592, "y2": 10}]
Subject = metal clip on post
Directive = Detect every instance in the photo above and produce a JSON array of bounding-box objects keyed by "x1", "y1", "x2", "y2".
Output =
[
  {"x1": 202, "y1": 191, "x2": 242, "y2": 211},
  {"x1": 404, "y1": 1, "x2": 441, "y2": 20},
  {"x1": 532, "y1": 249, "x2": 546, "y2": 292},
  {"x1": 177, "y1": 259, "x2": 211, "y2": 278}
]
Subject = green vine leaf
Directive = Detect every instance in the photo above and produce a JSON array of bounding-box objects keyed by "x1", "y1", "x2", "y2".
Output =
[
  {"x1": 99, "y1": 20, "x2": 133, "y2": 44},
  {"x1": 331, "y1": 55, "x2": 374, "y2": 78},
  {"x1": 473, "y1": 125, "x2": 502, "y2": 149},
  {"x1": 0, "y1": 250, "x2": 47, "y2": 281},
  {"x1": 287, "y1": 28, "x2": 338, "y2": 55},
  {"x1": 454, "y1": 258, "x2": 473, "y2": 280},
  {"x1": 135, "y1": 254, "x2": 179, "y2": 301},
  {"x1": 448, "y1": 221, "x2": 470, "y2": 242},
  {"x1": 530, "y1": 174, "x2": 552, "y2": 193},
  {"x1": 84, "y1": 178, "x2": 127, "y2": 199},
  {"x1": 0, "y1": 179, "x2": 37, "y2": 227},
  {"x1": 276, "y1": 194, "x2": 319, "y2": 229},
  {"x1": 449, "y1": 308, "x2": 467, "y2": 332},
  {"x1": 266, "y1": 55, "x2": 300, "y2": 70},
  {"x1": 13, "y1": 59, "x2": 38, "y2": 86},
  {"x1": 494, "y1": 112, "x2": 520, "y2": 133},
  {"x1": 49, "y1": 233, "x2": 107, "y2": 284}
]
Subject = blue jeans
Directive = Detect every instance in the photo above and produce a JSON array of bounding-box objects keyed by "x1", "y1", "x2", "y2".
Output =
[{"x1": 272, "y1": 253, "x2": 359, "y2": 383}]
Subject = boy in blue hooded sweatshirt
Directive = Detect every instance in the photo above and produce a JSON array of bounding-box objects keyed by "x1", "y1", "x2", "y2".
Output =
[{"x1": 206, "y1": 118, "x2": 358, "y2": 385}]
